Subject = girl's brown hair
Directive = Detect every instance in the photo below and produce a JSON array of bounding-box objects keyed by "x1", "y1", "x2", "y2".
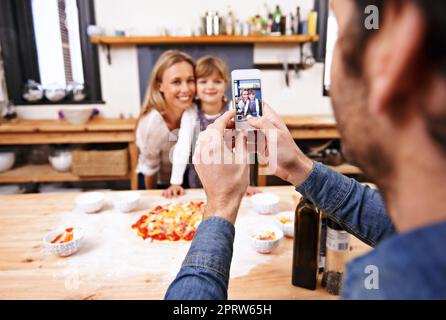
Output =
[
  {"x1": 140, "y1": 50, "x2": 195, "y2": 118},
  {"x1": 195, "y1": 56, "x2": 229, "y2": 84}
]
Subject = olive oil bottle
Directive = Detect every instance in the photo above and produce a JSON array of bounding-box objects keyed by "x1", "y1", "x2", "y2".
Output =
[{"x1": 292, "y1": 197, "x2": 321, "y2": 290}]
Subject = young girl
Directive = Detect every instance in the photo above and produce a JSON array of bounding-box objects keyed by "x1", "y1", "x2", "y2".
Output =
[
  {"x1": 136, "y1": 50, "x2": 197, "y2": 190},
  {"x1": 163, "y1": 56, "x2": 260, "y2": 198}
]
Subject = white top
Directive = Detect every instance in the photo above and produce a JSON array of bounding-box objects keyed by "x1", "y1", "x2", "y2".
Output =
[
  {"x1": 135, "y1": 106, "x2": 197, "y2": 185},
  {"x1": 170, "y1": 105, "x2": 198, "y2": 185},
  {"x1": 136, "y1": 110, "x2": 174, "y2": 185},
  {"x1": 170, "y1": 106, "x2": 226, "y2": 185}
]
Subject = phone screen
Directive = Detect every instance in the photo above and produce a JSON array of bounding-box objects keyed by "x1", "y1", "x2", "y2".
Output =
[{"x1": 233, "y1": 79, "x2": 263, "y2": 123}]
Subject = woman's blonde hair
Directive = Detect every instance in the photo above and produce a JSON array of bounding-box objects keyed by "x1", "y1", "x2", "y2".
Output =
[
  {"x1": 195, "y1": 56, "x2": 229, "y2": 84},
  {"x1": 140, "y1": 50, "x2": 195, "y2": 117}
]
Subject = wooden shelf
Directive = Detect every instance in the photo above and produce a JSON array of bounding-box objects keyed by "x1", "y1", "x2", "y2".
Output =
[
  {"x1": 282, "y1": 115, "x2": 340, "y2": 139},
  {"x1": 90, "y1": 34, "x2": 320, "y2": 45},
  {"x1": 0, "y1": 118, "x2": 136, "y2": 133},
  {"x1": 328, "y1": 163, "x2": 362, "y2": 175},
  {"x1": 0, "y1": 118, "x2": 137, "y2": 145},
  {"x1": 0, "y1": 164, "x2": 130, "y2": 184}
]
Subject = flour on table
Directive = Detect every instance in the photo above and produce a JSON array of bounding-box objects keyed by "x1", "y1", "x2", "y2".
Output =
[{"x1": 48, "y1": 193, "x2": 292, "y2": 282}]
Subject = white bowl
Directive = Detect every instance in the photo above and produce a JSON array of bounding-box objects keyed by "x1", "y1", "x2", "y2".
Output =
[
  {"x1": 250, "y1": 193, "x2": 280, "y2": 215},
  {"x1": 0, "y1": 152, "x2": 15, "y2": 173},
  {"x1": 87, "y1": 25, "x2": 104, "y2": 36},
  {"x1": 75, "y1": 192, "x2": 105, "y2": 213},
  {"x1": 60, "y1": 107, "x2": 94, "y2": 125},
  {"x1": 0, "y1": 184, "x2": 26, "y2": 195},
  {"x1": 275, "y1": 211, "x2": 295, "y2": 238},
  {"x1": 49, "y1": 151, "x2": 72, "y2": 172},
  {"x1": 113, "y1": 191, "x2": 141, "y2": 212},
  {"x1": 45, "y1": 83, "x2": 66, "y2": 102},
  {"x1": 43, "y1": 227, "x2": 84, "y2": 257},
  {"x1": 248, "y1": 224, "x2": 284, "y2": 254}
]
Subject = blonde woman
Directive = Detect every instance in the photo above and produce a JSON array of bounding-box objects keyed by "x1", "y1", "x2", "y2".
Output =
[
  {"x1": 164, "y1": 55, "x2": 260, "y2": 197},
  {"x1": 136, "y1": 50, "x2": 196, "y2": 191}
]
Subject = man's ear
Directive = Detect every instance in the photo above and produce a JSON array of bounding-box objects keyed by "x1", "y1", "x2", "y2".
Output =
[{"x1": 367, "y1": 1, "x2": 426, "y2": 115}]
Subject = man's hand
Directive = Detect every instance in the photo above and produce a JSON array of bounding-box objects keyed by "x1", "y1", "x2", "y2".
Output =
[
  {"x1": 248, "y1": 103, "x2": 314, "y2": 186},
  {"x1": 193, "y1": 110, "x2": 249, "y2": 224}
]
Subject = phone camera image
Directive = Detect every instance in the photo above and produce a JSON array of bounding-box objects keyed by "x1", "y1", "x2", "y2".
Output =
[{"x1": 233, "y1": 79, "x2": 263, "y2": 123}]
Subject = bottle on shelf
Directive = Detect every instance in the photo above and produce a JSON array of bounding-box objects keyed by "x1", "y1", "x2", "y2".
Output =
[
  {"x1": 234, "y1": 19, "x2": 242, "y2": 36},
  {"x1": 324, "y1": 218, "x2": 350, "y2": 295},
  {"x1": 213, "y1": 12, "x2": 221, "y2": 35},
  {"x1": 292, "y1": 197, "x2": 322, "y2": 290},
  {"x1": 224, "y1": 6, "x2": 234, "y2": 36},
  {"x1": 294, "y1": 6, "x2": 301, "y2": 34},
  {"x1": 261, "y1": 2, "x2": 270, "y2": 35},
  {"x1": 271, "y1": 5, "x2": 282, "y2": 35},
  {"x1": 285, "y1": 13, "x2": 294, "y2": 35},
  {"x1": 266, "y1": 13, "x2": 273, "y2": 34},
  {"x1": 205, "y1": 11, "x2": 215, "y2": 36},
  {"x1": 308, "y1": 10, "x2": 318, "y2": 36}
]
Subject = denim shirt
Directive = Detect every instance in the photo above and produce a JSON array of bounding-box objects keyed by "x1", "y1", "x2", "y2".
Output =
[{"x1": 165, "y1": 162, "x2": 446, "y2": 300}]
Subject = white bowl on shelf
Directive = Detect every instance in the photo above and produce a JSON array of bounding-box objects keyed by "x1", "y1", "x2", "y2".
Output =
[
  {"x1": 275, "y1": 211, "x2": 295, "y2": 238},
  {"x1": 0, "y1": 152, "x2": 15, "y2": 173},
  {"x1": 45, "y1": 83, "x2": 66, "y2": 102},
  {"x1": 48, "y1": 151, "x2": 72, "y2": 172},
  {"x1": 60, "y1": 106, "x2": 95, "y2": 125},
  {"x1": 250, "y1": 193, "x2": 280, "y2": 215},
  {"x1": 43, "y1": 227, "x2": 84, "y2": 257},
  {"x1": 0, "y1": 184, "x2": 26, "y2": 195},
  {"x1": 75, "y1": 192, "x2": 105, "y2": 213},
  {"x1": 113, "y1": 191, "x2": 141, "y2": 212},
  {"x1": 248, "y1": 224, "x2": 283, "y2": 254}
]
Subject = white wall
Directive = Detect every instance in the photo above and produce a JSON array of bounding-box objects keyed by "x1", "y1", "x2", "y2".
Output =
[{"x1": 16, "y1": 0, "x2": 333, "y2": 119}]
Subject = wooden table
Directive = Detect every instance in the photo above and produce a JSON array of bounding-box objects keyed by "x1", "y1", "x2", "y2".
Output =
[
  {"x1": 0, "y1": 186, "x2": 371, "y2": 300},
  {"x1": 0, "y1": 118, "x2": 139, "y2": 189}
]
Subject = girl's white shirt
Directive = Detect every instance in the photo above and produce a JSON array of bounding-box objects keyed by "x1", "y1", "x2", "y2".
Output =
[
  {"x1": 170, "y1": 105, "x2": 198, "y2": 185},
  {"x1": 170, "y1": 105, "x2": 228, "y2": 185}
]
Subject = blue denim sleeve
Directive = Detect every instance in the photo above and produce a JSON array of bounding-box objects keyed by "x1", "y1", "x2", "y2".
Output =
[
  {"x1": 164, "y1": 216, "x2": 235, "y2": 300},
  {"x1": 296, "y1": 161, "x2": 396, "y2": 247}
]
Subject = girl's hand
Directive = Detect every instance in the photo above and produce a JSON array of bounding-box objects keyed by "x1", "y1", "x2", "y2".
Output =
[
  {"x1": 245, "y1": 186, "x2": 262, "y2": 196},
  {"x1": 162, "y1": 185, "x2": 185, "y2": 199}
]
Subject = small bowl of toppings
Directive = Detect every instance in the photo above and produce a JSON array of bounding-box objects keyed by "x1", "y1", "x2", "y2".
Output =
[
  {"x1": 250, "y1": 193, "x2": 280, "y2": 215},
  {"x1": 248, "y1": 224, "x2": 283, "y2": 254},
  {"x1": 113, "y1": 191, "x2": 141, "y2": 213},
  {"x1": 43, "y1": 227, "x2": 84, "y2": 257},
  {"x1": 275, "y1": 211, "x2": 295, "y2": 238},
  {"x1": 75, "y1": 192, "x2": 105, "y2": 213}
]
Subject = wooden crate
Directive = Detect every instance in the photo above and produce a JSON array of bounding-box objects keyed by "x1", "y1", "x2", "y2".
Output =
[{"x1": 72, "y1": 148, "x2": 129, "y2": 177}]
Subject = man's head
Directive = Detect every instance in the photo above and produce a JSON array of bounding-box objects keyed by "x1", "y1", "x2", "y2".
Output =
[{"x1": 331, "y1": 0, "x2": 446, "y2": 190}]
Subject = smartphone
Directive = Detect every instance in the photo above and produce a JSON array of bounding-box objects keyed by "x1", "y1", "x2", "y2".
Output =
[{"x1": 231, "y1": 69, "x2": 263, "y2": 130}]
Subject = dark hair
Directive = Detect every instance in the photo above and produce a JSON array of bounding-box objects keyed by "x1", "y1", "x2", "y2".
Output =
[{"x1": 350, "y1": 0, "x2": 446, "y2": 153}]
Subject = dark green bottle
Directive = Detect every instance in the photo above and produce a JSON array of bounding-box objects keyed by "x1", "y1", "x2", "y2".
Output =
[{"x1": 292, "y1": 197, "x2": 321, "y2": 290}]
